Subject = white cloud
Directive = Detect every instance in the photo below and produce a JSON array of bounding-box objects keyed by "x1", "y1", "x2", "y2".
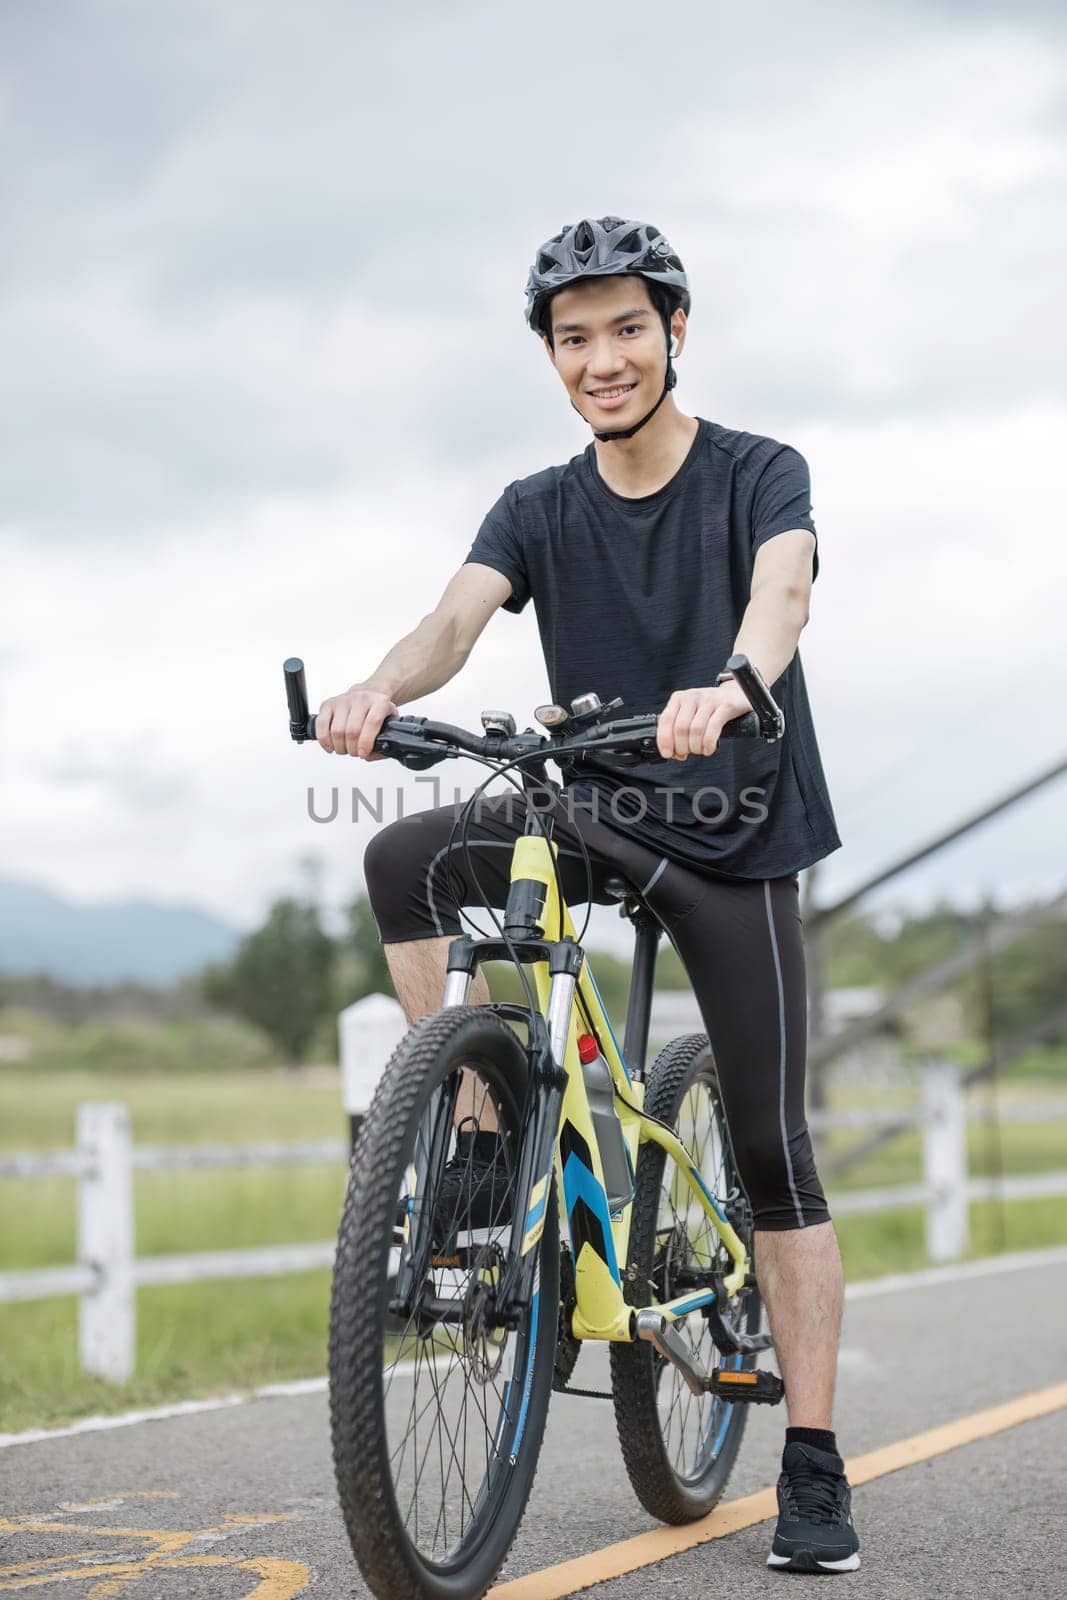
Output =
[
  {"x1": 688, "y1": 29, "x2": 1066, "y2": 239},
  {"x1": 2, "y1": 0, "x2": 1066, "y2": 937}
]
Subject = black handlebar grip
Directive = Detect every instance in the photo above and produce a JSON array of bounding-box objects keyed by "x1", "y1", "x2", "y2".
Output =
[
  {"x1": 284, "y1": 657, "x2": 317, "y2": 742},
  {"x1": 718, "y1": 711, "x2": 760, "y2": 739},
  {"x1": 724, "y1": 653, "x2": 779, "y2": 725}
]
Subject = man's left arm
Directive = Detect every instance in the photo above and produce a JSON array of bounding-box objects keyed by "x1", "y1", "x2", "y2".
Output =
[{"x1": 656, "y1": 530, "x2": 816, "y2": 760}]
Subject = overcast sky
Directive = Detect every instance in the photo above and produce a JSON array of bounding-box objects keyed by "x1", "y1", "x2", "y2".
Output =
[{"x1": 2, "y1": 0, "x2": 1066, "y2": 953}]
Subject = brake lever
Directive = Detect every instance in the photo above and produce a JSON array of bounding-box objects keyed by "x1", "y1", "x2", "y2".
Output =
[
  {"x1": 548, "y1": 722, "x2": 660, "y2": 768},
  {"x1": 374, "y1": 724, "x2": 456, "y2": 770}
]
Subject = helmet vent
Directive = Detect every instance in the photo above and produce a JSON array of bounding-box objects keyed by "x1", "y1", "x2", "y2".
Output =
[{"x1": 524, "y1": 216, "x2": 691, "y2": 332}]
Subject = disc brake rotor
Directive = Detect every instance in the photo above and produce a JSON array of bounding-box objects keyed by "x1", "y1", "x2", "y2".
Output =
[{"x1": 463, "y1": 1244, "x2": 509, "y2": 1384}]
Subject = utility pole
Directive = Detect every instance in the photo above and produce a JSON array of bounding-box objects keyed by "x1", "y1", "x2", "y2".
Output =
[{"x1": 977, "y1": 895, "x2": 1006, "y2": 1252}]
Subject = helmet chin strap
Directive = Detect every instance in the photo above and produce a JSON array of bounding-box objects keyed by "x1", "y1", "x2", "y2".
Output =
[{"x1": 576, "y1": 328, "x2": 678, "y2": 442}]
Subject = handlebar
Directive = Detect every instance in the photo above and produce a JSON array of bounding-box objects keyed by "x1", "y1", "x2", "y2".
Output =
[{"x1": 283, "y1": 656, "x2": 785, "y2": 772}]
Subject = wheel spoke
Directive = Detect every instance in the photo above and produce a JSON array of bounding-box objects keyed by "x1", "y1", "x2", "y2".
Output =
[
  {"x1": 360, "y1": 1056, "x2": 545, "y2": 1569},
  {"x1": 330, "y1": 1009, "x2": 561, "y2": 1599},
  {"x1": 654, "y1": 1062, "x2": 754, "y2": 1483}
]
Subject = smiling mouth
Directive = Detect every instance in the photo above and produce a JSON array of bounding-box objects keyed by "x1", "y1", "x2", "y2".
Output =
[{"x1": 587, "y1": 383, "x2": 637, "y2": 399}]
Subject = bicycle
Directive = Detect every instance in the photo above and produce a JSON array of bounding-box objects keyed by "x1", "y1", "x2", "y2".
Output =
[{"x1": 284, "y1": 654, "x2": 787, "y2": 1600}]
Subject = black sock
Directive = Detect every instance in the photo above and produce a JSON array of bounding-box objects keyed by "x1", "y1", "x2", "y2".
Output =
[
  {"x1": 456, "y1": 1126, "x2": 504, "y2": 1161},
  {"x1": 786, "y1": 1426, "x2": 838, "y2": 1456},
  {"x1": 471, "y1": 1129, "x2": 503, "y2": 1162}
]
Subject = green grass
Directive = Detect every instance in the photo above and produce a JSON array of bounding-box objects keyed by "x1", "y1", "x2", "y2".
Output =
[
  {"x1": 2, "y1": 1276, "x2": 332, "y2": 1434},
  {"x1": 0, "y1": 1005, "x2": 283, "y2": 1075},
  {"x1": 833, "y1": 1196, "x2": 1067, "y2": 1280},
  {"x1": 0, "y1": 1064, "x2": 343, "y2": 1149},
  {"x1": 0, "y1": 1066, "x2": 348, "y2": 1432},
  {"x1": 948, "y1": 1039, "x2": 1067, "y2": 1084},
  {"x1": 2, "y1": 1066, "x2": 1065, "y2": 1434},
  {"x1": 824, "y1": 1117, "x2": 1067, "y2": 1192}
]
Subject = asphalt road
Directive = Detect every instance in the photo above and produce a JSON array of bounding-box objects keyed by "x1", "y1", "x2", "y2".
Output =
[{"x1": 1, "y1": 1253, "x2": 1064, "y2": 1598}]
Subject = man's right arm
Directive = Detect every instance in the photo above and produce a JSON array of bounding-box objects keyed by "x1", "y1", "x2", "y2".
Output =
[{"x1": 316, "y1": 563, "x2": 514, "y2": 757}]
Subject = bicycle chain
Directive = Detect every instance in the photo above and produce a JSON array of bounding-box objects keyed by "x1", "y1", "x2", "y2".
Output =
[{"x1": 552, "y1": 1245, "x2": 620, "y2": 1401}]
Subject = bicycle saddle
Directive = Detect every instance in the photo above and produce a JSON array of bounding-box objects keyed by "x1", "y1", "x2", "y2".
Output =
[{"x1": 603, "y1": 872, "x2": 657, "y2": 916}]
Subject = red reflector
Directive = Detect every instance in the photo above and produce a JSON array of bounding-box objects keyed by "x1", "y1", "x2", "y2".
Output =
[{"x1": 577, "y1": 1034, "x2": 599, "y2": 1064}]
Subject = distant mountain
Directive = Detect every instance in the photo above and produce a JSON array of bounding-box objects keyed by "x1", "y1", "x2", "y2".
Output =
[{"x1": 0, "y1": 874, "x2": 243, "y2": 984}]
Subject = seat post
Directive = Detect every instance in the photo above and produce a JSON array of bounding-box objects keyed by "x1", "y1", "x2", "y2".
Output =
[{"x1": 623, "y1": 909, "x2": 660, "y2": 1082}]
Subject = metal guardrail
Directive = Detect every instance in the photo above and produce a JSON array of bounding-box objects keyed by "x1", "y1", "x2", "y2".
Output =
[
  {"x1": 809, "y1": 889, "x2": 1067, "y2": 1074},
  {"x1": 2, "y1": 1061, "x2": 1065, "y2": 1384}
]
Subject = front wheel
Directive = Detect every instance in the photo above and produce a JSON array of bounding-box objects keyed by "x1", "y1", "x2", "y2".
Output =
[
  {"x1": 610, "y1": 1033, "x2": 761, "y2": 1524},
  {"x1": 329, "y1": 1006, "x2": 560, "y2": 1600}
]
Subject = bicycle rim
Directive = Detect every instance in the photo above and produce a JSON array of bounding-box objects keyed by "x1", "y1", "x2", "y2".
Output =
[
  {"x1": 330, "y1": 1007, "x2": 558, "y2": 1597},
  {"x1": 612, "y1": 1033, "x2": 759, "y2": 1522},
  {"x1": 653, "y1": 1064, "x2": 753, "y2": 1485}
]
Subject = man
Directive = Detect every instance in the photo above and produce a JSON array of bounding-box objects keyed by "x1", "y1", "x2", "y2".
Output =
[{"x1": 316, "y1": 216, "x2": 859, "y2": 1574}]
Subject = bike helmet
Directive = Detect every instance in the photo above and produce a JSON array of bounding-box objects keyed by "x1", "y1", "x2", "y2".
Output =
[{"x1": 525, "y1": 217, "x2": 691, "y2": 442}]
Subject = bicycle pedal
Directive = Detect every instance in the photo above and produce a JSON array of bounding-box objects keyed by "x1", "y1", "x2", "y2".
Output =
[{"x1": 707, "y1": 1367, "x2": 784, "y2": 1405}]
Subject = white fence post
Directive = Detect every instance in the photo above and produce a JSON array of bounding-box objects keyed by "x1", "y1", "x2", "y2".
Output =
[
  {"x1": 921, "y1": 1059, "x2": 969, "y2": 1263},
  {"x1": 76, "y1": 1102, "x2": 135, "y2": 1382},
  {"x1": 339, "y1": 994, "x2": 408, "y2": 1141}
]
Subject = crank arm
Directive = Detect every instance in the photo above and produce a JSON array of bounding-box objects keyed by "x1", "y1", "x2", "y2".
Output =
[
  {"x1": 636, "y1": 1309, "x2": 784, "y2": 1405},
  {"x1": 635, "y1": 1309, "x2": 707, "y2": 1395}
]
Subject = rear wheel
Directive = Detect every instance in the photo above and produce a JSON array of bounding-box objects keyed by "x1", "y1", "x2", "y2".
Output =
[
  {"x1": 611, "y1": 1033, "x2": 761, "y2": 1524},
  {"x1": 329, "y1": 1006, "x2": 559, "y2": 1600}
]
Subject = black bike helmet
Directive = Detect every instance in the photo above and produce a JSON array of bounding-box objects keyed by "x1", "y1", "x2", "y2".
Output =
[{"x1": 525, "y1": 216, "x2": 691, "y2": 441}]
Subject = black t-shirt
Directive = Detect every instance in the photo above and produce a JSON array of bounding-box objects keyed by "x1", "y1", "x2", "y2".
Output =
[{"x1": 463, "y1": 417, "x2": 841, "y2": 880}]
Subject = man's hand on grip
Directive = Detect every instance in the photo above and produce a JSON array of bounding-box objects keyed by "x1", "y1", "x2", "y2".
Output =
[{"x1": 316, "y1": 685, "x2": 398, "y2": 758}]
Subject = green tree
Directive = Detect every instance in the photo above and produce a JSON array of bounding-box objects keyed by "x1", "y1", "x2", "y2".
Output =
[
  {"x1": 483, "y1": 938, "x2": 691, "y2": 1038},
  {"x1": 343, "y1": 892, "x2": 393, "y2": 1000},
  {"x1": 983, "y1": 918, "x2": 1067, "y2": 1041},
  {"x1": 823, "y1": 902, "x2": 1067, "y2": 1050},
  {"x1": 201, "y1": 897, "x2": 336, "y2": 1063}
]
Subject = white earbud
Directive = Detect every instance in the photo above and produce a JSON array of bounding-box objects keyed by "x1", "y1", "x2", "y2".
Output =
[{"x1": 669, "y1": 335, "x2": 679, "y2": 357}]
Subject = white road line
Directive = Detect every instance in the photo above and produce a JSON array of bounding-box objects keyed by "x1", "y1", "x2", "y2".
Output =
[
  {"x1": 842, "y1": 1243, "x2": 1067, "y2": 1300},
  {"x1": 0, "y1": 1377, "x2": 327, "y2": 1451},
  {"x1": 2, "y1": 1243, "x2": 1065, "y2": 1452}
]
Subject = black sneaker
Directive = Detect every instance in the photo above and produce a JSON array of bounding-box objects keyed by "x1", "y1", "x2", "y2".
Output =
[
  {"x1": 394, "y1": 1130, "x2": 513, "y2": 1263},
  {"x1": 767, "y1": 1441, "x2": 860, "y2": 1573}
]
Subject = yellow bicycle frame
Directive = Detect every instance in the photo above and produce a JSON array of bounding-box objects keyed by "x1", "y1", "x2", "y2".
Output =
[{"x1": 485, "y1": 831, "x2": 751, "y2": 1344}]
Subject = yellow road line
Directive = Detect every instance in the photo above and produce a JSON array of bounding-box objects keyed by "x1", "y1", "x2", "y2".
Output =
[
  {"x1": 0, "y1": 1555, "x2": 309, "y2": 1595},
  {"x1": 492, "y1": 1379, "x2": 1067, "y2": 1599},
  {"x1": 0, "y1": 1504, "x2": 307, "y2": 1597}
]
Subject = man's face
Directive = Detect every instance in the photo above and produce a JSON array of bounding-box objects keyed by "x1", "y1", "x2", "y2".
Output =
[{"x1": 543, "y1": 275, "x2": 685, "y2": 428}]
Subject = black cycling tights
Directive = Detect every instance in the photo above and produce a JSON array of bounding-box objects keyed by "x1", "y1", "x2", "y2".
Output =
[{"x1": 364, "y1": 791, "x2": 829, "y2": 1232}]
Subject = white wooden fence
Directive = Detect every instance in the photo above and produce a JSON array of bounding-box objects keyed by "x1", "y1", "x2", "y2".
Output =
[
  {"x1": 2, "y1": 996, "x2": 1066, "y2": 1383},
  {"x1": 0, "y1": 1102, "x2": 347, "y2": 1382}
]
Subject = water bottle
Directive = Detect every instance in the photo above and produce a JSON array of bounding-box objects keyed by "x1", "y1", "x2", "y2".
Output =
[{"x1": 577, "y1": 1034, "x2": 634, "y2": 1213}]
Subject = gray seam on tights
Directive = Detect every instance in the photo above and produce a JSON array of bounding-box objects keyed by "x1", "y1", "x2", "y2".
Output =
[
  {"x1": 425, "y1": 839, "x2": 590, "y2": 937},
  {"x1": 764, "y1": 879, "x2": 805, "y2": 1228},
  {"x1": 639, "y1": 856, "x2": 669, "y2": 898}
]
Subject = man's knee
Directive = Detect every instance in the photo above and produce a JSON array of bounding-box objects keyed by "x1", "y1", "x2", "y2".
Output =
[
  {"x1": 363, "y1": 818, "x2": 417, "y2": 910},
  {"x1": 732, "y1": 1126, "x2": 830, "y2": 1232},
  {"x1": 363, "y1": 815, "x2": 459, "y2": 944}
]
